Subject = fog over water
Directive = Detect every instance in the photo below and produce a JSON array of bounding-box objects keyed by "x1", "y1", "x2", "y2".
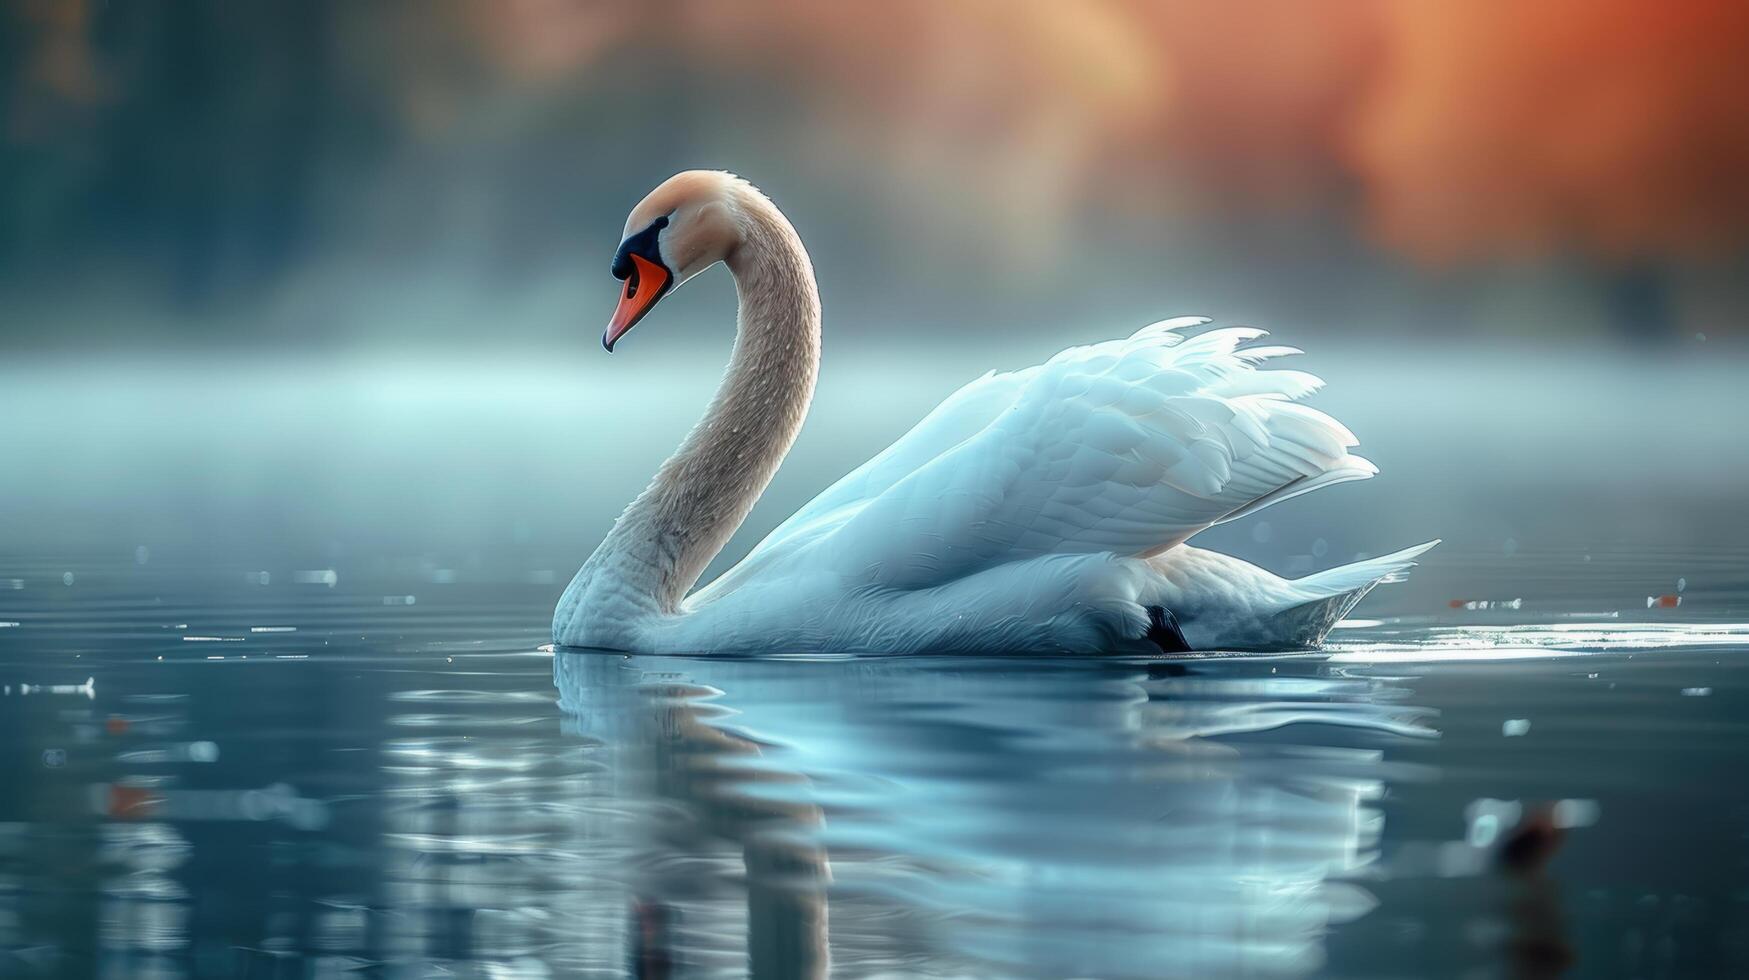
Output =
[{"x1": 6, "y1": 334, "x2": 1743, "y2": 605}]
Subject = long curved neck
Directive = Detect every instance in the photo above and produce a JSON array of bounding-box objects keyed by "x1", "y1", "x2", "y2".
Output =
[{"x1": 594, "y1": 194, "x2": 820, "y2": 613}]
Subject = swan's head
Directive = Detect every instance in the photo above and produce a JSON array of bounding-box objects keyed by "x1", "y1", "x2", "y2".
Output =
[{"x1": 604, "y1": 170, "x2": 744, "y2": 351}]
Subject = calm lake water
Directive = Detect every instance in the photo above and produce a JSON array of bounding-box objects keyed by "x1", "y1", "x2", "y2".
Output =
[
  {"x1": 2, "y1": 548, "x2": 1746, "y2": 979},
  {"x1": 3, "y1": 349, "x2": 1747, "y2": 977}
]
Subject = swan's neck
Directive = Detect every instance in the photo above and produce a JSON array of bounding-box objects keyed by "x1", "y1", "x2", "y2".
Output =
[{"x1": 593, "y1": 198, "x2": 820, "y2": 613}]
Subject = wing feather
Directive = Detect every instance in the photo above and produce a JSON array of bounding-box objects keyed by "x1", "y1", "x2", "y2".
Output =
[{"x1": 694, "y1": 319, "x2": 1379, "y2": 600}]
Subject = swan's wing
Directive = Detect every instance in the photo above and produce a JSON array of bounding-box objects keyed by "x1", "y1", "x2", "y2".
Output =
[
  {"x1": 760, "y1": 364, "x2": 1042, "y2": 541},
  {"x1": 807, "y1": 320, "x2": 1377, "y2": 589},
  {"x1": 737, "y1": 315, "x2": 1203, "y2": 550},
  {"x1": 690, "y1": 349, "x2": 1056, "y2": 602}
]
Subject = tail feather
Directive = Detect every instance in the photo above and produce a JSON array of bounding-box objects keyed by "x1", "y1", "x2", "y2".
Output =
[
  {"x1": 1293, "y1": 539, "x2": 1440, "y2": 598},
  {"x1": 1267, "y1": 539, "x2": 1440, "y2": 647}
]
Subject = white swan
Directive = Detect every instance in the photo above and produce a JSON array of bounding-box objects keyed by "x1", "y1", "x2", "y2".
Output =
[{"x1": 554, "y1": 171, "x2": 1436, "y2": 655}]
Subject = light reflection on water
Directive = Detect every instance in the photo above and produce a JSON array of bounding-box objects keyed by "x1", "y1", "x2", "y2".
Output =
[{"x1": 1, "y1": 559, "x2": 1747, "y2": 977}]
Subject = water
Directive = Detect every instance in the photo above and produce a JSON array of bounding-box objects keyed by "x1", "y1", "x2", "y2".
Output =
[
  {"x1": 2, "y1": 550, "x2": 1747, "y2": 978},
  {"x1": 4, "y1": 349, "x2": 1747, "y2": 976}
]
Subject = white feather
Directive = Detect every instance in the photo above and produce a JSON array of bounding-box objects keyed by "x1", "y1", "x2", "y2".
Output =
[{"x1": 664, "y1": 320, "x2": 1434, "y2": 653}]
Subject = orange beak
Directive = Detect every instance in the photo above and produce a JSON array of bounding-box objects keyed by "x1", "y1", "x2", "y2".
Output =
[{"x1": 604, "y1": 253, "x2": 672, "y2": 351}]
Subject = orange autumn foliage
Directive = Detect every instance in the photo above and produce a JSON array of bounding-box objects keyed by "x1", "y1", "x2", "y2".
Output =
[{"x1": 1351, "y1": 0, "x2": 1749, "y2": 261}]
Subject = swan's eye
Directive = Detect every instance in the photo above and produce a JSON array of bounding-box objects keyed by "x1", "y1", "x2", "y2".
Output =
[{"x1": 612, "y1": 213, "x2": 672, "y2": 281}]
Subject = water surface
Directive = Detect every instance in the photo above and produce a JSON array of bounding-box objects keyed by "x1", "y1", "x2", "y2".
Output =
[
  {"x1": 3, "y1": 551, "x2": 1746, "y2": 978},
  {"x1": 4, "y1": 352, "x2": 1747, "y2": 976}
]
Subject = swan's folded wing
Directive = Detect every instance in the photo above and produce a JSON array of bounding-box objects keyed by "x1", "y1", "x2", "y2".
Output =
[
  {"x1": 767, "y1": 365, "x2": 1039, "y2": 540},
  {"x1": 687, "y1": 360, "x2": 1041, "y2": 602},
  {"x1": 812, "y1": 321, "x2": 1378, "y2": 589},
  {"x1": 727, "y1": 315, "x2": 1206, "y2": 560}
]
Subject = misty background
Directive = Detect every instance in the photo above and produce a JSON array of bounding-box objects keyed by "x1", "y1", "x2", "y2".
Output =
[{"x1": 4, "y1": 0, "x2": 1747, "y2": 609}]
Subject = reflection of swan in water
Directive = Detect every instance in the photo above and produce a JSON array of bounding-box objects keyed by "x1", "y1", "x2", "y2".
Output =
[
  {"x1": 553, "y1": 650, "x2": 1437, "y2": 978},
  {"x1": 554, "y1": 652, "x2": 830, "y2": 978}
]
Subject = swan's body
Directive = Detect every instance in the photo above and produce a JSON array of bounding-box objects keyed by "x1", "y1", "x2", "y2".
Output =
[{"x1": 554, "y1": 172, "x2": 1435, "y2": 655}]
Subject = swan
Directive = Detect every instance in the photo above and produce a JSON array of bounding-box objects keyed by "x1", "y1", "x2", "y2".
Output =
[{"x1": 554, "y1": 171, "x2": 1436, "y2": 655}]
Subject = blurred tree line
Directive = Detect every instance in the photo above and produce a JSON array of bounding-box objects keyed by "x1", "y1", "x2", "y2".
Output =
[{"x1": 3, "y1": 0, "x2": 1746, "y2": 348}]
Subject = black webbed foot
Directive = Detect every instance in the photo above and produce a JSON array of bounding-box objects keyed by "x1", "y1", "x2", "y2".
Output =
[{"x1": 1145, "y1": 605, "x2": 1192, "y2": 654}]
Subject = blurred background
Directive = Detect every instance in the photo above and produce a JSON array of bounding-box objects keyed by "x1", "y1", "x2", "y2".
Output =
[
  {"x1": 3, "y1": 0, "x2": 1747, "y2": 598},
  {"x1": 8, "y1": 0, "x2": 1749, "y2": 348}
]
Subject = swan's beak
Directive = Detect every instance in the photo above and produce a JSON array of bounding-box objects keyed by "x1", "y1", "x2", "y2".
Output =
[{"x1": 604, "y1": 254, "x2": 672, "y2": 352}]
